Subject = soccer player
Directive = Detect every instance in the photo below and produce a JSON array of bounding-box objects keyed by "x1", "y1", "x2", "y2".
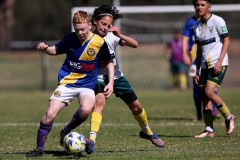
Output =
[
  {"x1": 182, "y1": 0, "x2": 219, "y2": 121},
  {"x1": 165, "y1": 30, "x2": 187, "y2": 91},
  {"x1": 59, "y1": 5, "x2": 164, "y2": 154},
  {"x1": 25, "y1": 10, "x2": 114, "y2": 157},
  {"x1": 192, "y1": 0, "x2": 236, "y2": 138}
]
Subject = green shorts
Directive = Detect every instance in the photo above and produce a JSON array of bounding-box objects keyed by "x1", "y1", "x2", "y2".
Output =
[
  {"x1": 199, "y1": 66, "x2": 227, "y2": 87},
  {"x1": 171, "y1": 62, "x2": 185, "y2": 74},
  {"x1": 95, "y1": 75, "x2": 137, "y2": 104}
]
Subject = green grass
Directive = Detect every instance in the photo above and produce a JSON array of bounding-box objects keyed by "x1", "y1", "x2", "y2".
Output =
[{"x1": 0, "y1": 89, "x2": 239, "y2": 160}]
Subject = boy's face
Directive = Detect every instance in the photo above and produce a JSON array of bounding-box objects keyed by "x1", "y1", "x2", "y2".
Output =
[
  {"x1": 74, "y1": 22, "x2": 92, "y2": 41},
  {"x1": 94, "y1": 16, "x2": 113, "y2": 37},
  {"x1": 194, "y1": 0, "x2": 211, "y2": 17}
]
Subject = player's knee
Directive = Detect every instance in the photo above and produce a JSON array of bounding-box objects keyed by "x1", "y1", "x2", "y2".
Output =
[
  {"x1": 129, "y1": 100, "x2": 143, "y2": 114},
  {"x1": 79, "y1": 107, "x2": 91, "y2": 117},
  {"x1": 95, "y1": 94, "x2": 106, "y2": 109},
  {"x1": 44, "y1": 111, "x2": 57, "y2": 123}
]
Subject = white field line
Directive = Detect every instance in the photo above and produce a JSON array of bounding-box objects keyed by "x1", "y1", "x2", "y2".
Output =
[{"x1": 0, "y1": 122, "x2": 240, "y2": 127}]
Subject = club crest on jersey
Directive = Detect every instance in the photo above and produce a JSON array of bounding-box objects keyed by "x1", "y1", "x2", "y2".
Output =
[
  {"x1": 87, "y1": 48, "x2": 96, "y2": 56},
  {"x1": 209, "y1": 27, "x2": 213, "y2": 33},
  {"x1": 54, "y1": 91, "x2": 61, "y2": 97}
]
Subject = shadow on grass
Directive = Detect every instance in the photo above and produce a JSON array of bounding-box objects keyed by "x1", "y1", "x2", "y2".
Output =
[
  {"x1": 96, "y1": 149, "x2": 158, "y2": 153},
  {"x1": 3, "y1": 150, "x2": 86, "y2": 159},
  {"x1": 130, "y1": 133, "x2": 227, "y2": 138},
  {"x1": 148, "y1": 117, "x2": 195, "y2": 121}
]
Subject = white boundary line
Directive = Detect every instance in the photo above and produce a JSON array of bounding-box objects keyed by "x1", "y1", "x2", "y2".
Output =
[{"x1": 0, "y1": 122, "x2": 239, "y2": 127}]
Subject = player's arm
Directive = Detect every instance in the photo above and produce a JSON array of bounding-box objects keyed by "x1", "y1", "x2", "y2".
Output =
[
  {"x1": 182, "y1": 36, "x2": 191, "y2": 65},
  {"x1": 37, "y1": 42, "x2": 58, "y2": 55},
  {"x1": 164, "y1": 42, "x2": 171, "y2": 60},
  {"x1": 98, "y1": 42, "x2": 114, "y2": 98},
  {"x1": 109, "y1": 26, "x2": 138, "y2": 48},
  {"x1": 214, "y1": 36, "x2": 230, "y2": 74}
]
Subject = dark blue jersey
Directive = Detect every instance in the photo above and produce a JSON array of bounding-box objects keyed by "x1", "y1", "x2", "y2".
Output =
[
  {"x1": 182, "y1": 16, "x2": 198, "y2": 64},
  {"x1": 55, "y1": 32, "x2": 111, "y2": 90}
]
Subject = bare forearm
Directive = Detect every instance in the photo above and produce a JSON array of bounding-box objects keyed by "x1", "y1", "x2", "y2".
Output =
[
  {"x1": 182, "y1": 36, "x2": 190, "y2": 58},
  {"x1": 119, "y1": 34, "x2": 138, "y2": 48},
  {"x1": 218, "y1": 37, "x2": 230, "y2": 63},
  {"x1": 106, "y1": 61, "x2": 114, "y2": 85}
]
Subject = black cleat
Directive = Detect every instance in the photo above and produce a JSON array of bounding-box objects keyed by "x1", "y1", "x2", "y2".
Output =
[
  {"x1": 60, "y1": 128, "x2": 69, "y2": 146},
  {"x1": 26, "y1": 148, "x2": 44, "y2": 157}
]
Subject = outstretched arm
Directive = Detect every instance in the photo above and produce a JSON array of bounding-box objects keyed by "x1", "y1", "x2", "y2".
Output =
[
  {"x1": 109, "y1": 26, "x2": 138, "y2": 48},
  {"x1": 37, "y1": 42, "x2": 58, "y2": 56}
]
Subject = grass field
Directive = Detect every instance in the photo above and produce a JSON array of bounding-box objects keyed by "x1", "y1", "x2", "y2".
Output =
[{"x1": 0, "y1": 89, "x2": 239, "y2": 160}]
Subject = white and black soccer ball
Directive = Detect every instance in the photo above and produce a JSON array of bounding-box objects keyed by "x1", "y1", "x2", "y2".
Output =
[{"x1": 63, "y1": 132, "x2": 86, "y2": 155}]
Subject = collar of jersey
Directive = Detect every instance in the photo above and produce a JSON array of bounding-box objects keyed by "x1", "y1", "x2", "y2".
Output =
[{"x1": 201, "y1": 13, "x2": 212, "y2": 24}]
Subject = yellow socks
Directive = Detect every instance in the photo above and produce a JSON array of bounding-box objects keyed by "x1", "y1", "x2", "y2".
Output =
[
  {"x1": 134, "y1": 108, "x2": 153, "y2": 135},
  {"x1": 217, "y1": 103, "x2": 231, "y2": 118},
  {"x1": 179, "y1": 73, "x2": 187, "y2": 90},
  {"x1": 90, "y1": 112, "x2": 102, "y2": 142}
]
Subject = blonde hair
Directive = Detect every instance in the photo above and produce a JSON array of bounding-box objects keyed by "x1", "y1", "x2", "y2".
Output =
[{"x1": 72, "y1": 10, "x2": 90, "y2": 24}]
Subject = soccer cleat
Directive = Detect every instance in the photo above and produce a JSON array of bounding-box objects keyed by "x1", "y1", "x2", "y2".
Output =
[
  {"x1": 25, "y1": 148, "x2": 44, "y2": 157},
  {"x1": 139, "y1": 131, "x2": 164, "y2": 147},
  {"x1": 85, "y1": 138, "x2": 95, "y2": 154},
  {"x1": 194, "y1": 130, "x2": 215, "y2": 138},
  {"x1": 225, "y1": 115, "x2": 236, "y2": 135},
  {"x1": 60, "y1": 128, "x2": 69, "y2": 146}
]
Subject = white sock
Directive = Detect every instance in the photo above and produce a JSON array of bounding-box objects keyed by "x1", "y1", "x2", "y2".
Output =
[
  {"x1": 205, "y1": 126, "x2": 214, "y2": 132},
  {"x1": 90, "y1": 131, "x2": 97, "y2": 139}
]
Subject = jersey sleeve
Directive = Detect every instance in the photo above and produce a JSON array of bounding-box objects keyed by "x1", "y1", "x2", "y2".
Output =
[
  {"x1": 182, "y1": 19, "x2": 191, "y2": 37},
  {"x1": 215, "y1": 17, "x2": 229, "y2": 38},
  {"x1": 97, "y1": 41, "x2": 112, "y2": 62},
  {"x1": 55, "y1": 34, "x2": 68, "y2": 54}
]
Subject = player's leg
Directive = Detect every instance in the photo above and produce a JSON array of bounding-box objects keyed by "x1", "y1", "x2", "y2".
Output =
[
  {"x1": 204, "y1": 67, "x2": 235, "y2": 135},
  {"x1": 90, "y1": 93, "x2": 105, "y2": 143},
  {"x1": 115, "y1": 77, "x2": 164, "y2": 147},
  {"x1": 59, "y1": 88, "x2": 94, "y2": 146},
  {"x1": 192, "y1": 78, "x2": 202, "y2": 121},
  {"x1": 212, "y1": 88, "x2": 220, "y2": 119},
  {"x1": 194, "y1": 86, "x2": 215, "y2": 138},
  {"x1": 171, "y1": 63, "x2": 178, "y2": 90},
  {"x1": 76, "y1": 89, "x2": 96, "y2": 154},
  {"x1": 89, "y1": 76, "x2": 108, "y2": 144},
  {"x1": 26, "y1": 100, "x2": 66, "y2": 157},
  {"x1": 178, "y1": 63, "x2": 187, "y2": 92}
]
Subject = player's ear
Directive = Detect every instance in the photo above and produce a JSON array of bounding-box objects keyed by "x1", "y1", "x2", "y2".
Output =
[
  {"x1": 88, "y1": 22, "x2": 92, "y2": 29},
  {"x1": 93, "y1": 18, "x2": 97, "y2": 25},
  {"x1": 208, "y1": 3, "x2": 211, "y2": 11}
]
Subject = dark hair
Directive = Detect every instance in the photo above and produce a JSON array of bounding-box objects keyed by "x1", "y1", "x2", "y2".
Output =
[
  {"x1": 192, "y1": 0, "x2": 211, "y2": 5},
  {"x1": 91, "y1": 5, "x2": 123, "y2": 25}
]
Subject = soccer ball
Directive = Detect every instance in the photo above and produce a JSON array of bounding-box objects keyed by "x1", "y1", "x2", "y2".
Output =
[{"x1": 63, "y1": 132, "x2": 86, "y2": 155}]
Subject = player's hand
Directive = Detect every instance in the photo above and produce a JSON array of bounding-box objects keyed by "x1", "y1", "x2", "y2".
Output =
[
  {"x1": 109, "y1": 26, "x2": 120, "y2": 37},
  {"x1": 183, "y1": 55, "x2": 191, "y2": 66},
  {"x1": 214, "y1": 61, "x2": 222, "y2": 74},
  {"x1": 194, "y1": 74, "x2": 199, "y2": 84},
  {"x1": 37, "y1": 42, "x2": 48, "y2": 51},
  {"x1": 103, "y1": 83, "x2": 113, "y2": 99}
]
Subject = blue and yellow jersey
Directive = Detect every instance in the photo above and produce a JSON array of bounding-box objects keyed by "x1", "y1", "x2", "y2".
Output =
[
  {"x1": 55, "y1": 32, "x2": 111, "y2": 90},
  {"x1": 182, "y1": 16, "x2": 198, "y2": 65}
]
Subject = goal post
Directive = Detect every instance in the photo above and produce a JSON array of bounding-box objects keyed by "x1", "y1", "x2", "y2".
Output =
[{"x1": 71, "y1": 5, "x2": 240, "y2": 90}]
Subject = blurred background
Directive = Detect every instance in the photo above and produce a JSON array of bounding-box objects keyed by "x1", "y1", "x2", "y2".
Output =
[{"x1": 0, "y1": 0, "x2": 240, "y2": 91}]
